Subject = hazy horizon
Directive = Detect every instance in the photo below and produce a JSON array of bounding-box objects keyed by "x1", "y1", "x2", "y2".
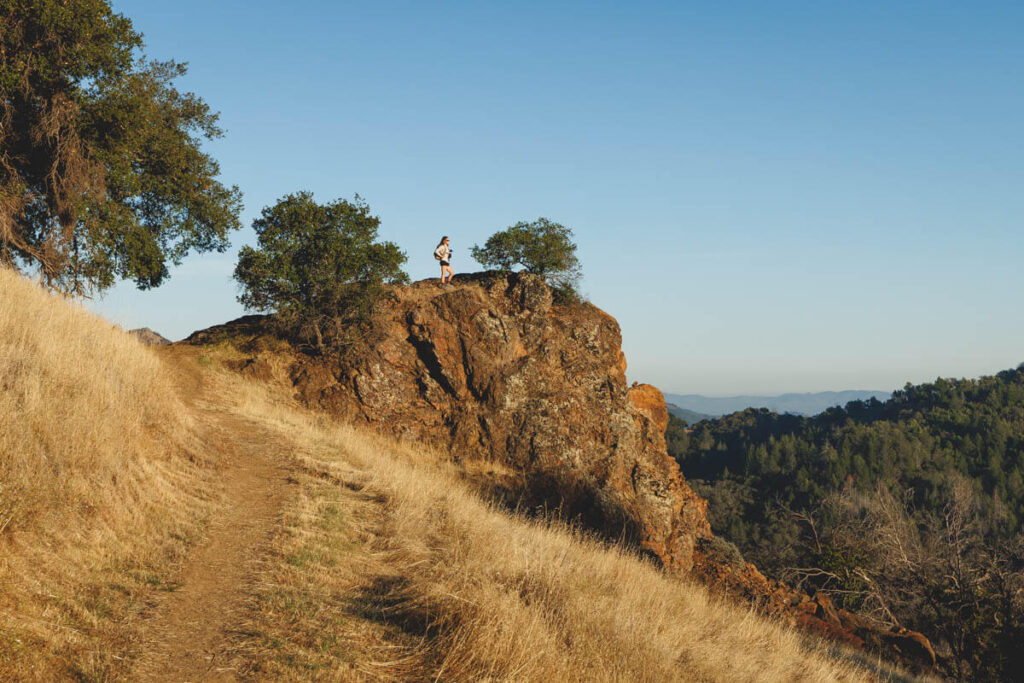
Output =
[
  {"x1": 89, "y1": 1, "x2": 1024, "y2": 395},
  {"x1": 663, "y1": 389, "x2": 890, "y2": 399}
]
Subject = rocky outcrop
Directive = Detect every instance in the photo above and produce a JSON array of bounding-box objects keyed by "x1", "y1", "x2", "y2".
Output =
[
  {"x1": 189, "y1": 272, "x2": 934, "y2": 672},
  {"x1": 130, "y1": 327, "x2": 171, "y2": 345},
  {"x1": 278, "y1": 272, "x2": 711, "y2": 571}
]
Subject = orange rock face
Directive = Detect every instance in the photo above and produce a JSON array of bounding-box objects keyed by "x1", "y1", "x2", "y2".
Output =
[
  {"x1": 628, "y1": 383, "x2": 670, "y2": 435},
  {"x1": 279, "y1": 272, "x2": 713, "y2": 570}
]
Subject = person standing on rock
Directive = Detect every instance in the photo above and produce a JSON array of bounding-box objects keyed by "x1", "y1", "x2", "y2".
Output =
[{"x1": 434, "y1": 236, "x2": 453, "y2": 284}]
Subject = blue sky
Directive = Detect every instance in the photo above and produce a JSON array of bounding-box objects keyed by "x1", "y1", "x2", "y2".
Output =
[{"x1": 92, "y1": 1, "x2": 1024, "y2": 395}]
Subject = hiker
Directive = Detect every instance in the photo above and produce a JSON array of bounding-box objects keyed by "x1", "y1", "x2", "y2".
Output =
[{"x1": 434, "y1": 236, "x2": 453, "y2": 284}]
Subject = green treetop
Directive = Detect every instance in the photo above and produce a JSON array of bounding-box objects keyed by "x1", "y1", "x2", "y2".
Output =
[
  {"x1": 471, "y1": 218, "x2": 582, "y2": 300},
  {"x1": 234, "y1": 192, "x2": 408, "y2": 351},
  {"x1": 0, "y1": 0, "x2": 242, "y2": 293}
]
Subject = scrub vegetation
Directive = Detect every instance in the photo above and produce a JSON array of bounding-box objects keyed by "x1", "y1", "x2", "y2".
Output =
[
  {"x1": 471, "y1": 217, "x2": 583, "y2": 301},
  {"x1": 233, "y1": 192, "x2": 408, "y2": 352},
  {"x1": 671, "y1": 372, "x2": 1024, "y2": 680}
]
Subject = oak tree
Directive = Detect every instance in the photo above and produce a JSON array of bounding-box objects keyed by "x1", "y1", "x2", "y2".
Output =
[
  {"x1": 0, "y1": 0, "x2": 242, "y2": 293},
  {"x1": 471, "y1": 217, "x2": 582, "y2": 300},
  {"x1": 234, "y1": 192, "x2": 408, "y2": 351}
]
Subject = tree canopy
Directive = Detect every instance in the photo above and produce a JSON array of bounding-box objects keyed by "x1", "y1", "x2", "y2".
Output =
[
  {"x1": 471, "y1": 218, "x2": 582, "y2": 299},
  {"x1": 669, "y1": 367, "x2": 1024, "y2": 679},
  {"x1": 234, "y1": 192, "x2": 408, "y2": 350},
  {"x1": 0, "y1": 0, "x2": 242, "y2": 293}
]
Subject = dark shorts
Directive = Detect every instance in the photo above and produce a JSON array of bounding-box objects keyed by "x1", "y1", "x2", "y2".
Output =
[{"x1": 440, "y1": 261, "x2": 450, "y2": 267}]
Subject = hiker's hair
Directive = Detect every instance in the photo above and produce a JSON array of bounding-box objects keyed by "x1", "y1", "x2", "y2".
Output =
[{"x1": 437, "y1": 236, "x2": 449, "y2": 247}]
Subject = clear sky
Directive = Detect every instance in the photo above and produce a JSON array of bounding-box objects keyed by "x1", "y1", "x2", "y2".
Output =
[{"x1": 91, "y1": 1, "x2": 1024, "y2": 395}]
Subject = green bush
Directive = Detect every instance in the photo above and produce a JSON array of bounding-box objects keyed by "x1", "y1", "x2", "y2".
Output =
[
  {"x1": 234, "y1": 192, "x2": 407, "y2": 351},
  {"x1": 471, "y1": 218, "x2": 582, "y2": 301}
]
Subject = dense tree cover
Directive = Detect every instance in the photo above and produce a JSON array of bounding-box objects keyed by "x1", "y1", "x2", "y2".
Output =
[
  {"x1": 668, "y1": 366, "x2": 1024, "y2": 680},
  {"x1": 234, "y1": 193, "x2": 407, "y2": 352},
  {"x1": 0, "y1": 0, "x2": 243, "y2": 294},
  {"x1": 471, "y1": 218, "x2": 582, "y2": 301}
]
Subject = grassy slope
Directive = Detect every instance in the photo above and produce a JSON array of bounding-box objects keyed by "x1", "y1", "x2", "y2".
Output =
[
  {"x1": 0, "y1": 269, "x2": 900, "y2": 681},
  {"x1": 202, "y1": 349, "x2": 887, "y2": 682},
  {"x1": 0, "y1": 269, "x2": 214, "y2": 681}
]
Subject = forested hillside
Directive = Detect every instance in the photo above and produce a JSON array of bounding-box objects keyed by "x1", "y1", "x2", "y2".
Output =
[{"x1": 669, "y1": 366, "x2": 1024, "y2": 681}]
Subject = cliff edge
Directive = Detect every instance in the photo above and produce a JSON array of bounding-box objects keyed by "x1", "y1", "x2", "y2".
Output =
[{"x1": 195, "y1": 272, "x2": 712, "y2": 571}]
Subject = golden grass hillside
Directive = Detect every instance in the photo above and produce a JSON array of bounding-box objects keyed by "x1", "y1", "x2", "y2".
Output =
[
  {"x1": 0, "y1": 267, "x2": 914, "y2": 681},
  {"x1": 202, "y1": 356, "x2": 902, "y2": 682},
  {"x1": 0, "y1": 268, "x2": 213, "y2": 680}
]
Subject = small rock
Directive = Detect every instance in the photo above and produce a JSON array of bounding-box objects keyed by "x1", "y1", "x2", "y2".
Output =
[{"x1": 130, "y1": 328, "x2": 171, "y2": 345}]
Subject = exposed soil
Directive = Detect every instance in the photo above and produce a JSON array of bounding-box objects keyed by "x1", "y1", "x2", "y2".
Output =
[{"x1": 135, "y1": 348, "x2": 294, "y2": 682}]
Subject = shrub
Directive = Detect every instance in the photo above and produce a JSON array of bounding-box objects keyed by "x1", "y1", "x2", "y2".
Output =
[
  {"x1": 234, "y1": 192, "x2": 408, "y2": 351},
  {"x1": 697, "y1": 536, "x2": 747, "y2": 571},
  {"x1": 471, "y1": 218, "x2": 582, "y2": 301}
]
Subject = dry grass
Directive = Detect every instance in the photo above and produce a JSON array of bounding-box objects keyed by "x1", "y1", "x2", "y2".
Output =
[
  {"x1": 0, "y1": 268, "x2": 213, "y2": 681},
  {"x1": 211, "y1": 366, "x2": 889, "y2": 682},
  {"x1": 0, "y1": 268, "x2": 910, "y2": 681}
]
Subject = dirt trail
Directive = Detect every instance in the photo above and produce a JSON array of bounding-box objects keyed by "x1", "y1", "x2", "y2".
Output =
[{"x1": 136, "y1": 349, "x2": 295, "y2": 682}]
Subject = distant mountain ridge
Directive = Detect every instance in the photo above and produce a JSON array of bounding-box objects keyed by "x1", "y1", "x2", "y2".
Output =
[
  {"x1": 663, "y1": 390, "x2": 891, "y2": 418},
  {"x1": 665, "y1": 404, "x2": 714, "y2": 425}
]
